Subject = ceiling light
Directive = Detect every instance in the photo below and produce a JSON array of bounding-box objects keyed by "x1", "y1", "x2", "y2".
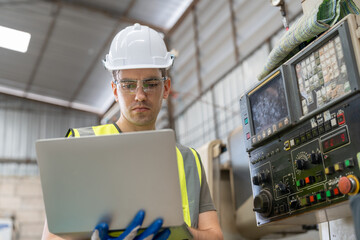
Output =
[{"x1": 0, "y1": 25, "x2": 31, "y2": 53}]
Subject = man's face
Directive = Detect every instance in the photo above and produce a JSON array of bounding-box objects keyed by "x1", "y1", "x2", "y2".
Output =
[{"x1": 111, "y1": 68, "x2": 171, "y2": 128}]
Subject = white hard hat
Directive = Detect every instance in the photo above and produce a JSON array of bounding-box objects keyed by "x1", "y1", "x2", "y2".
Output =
[{"x1": 103, "y1": 23, "x2": 174, "y2": 71}]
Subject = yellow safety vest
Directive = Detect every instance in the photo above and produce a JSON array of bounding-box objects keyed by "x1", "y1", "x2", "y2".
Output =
[{"x1": 66, "y1": 123, "x2": 203, "y2": 228}]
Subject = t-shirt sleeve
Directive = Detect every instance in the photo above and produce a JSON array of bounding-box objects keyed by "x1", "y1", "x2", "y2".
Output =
[{"x1": 198, "y1": 154, "x2": 217, "y2": 213}]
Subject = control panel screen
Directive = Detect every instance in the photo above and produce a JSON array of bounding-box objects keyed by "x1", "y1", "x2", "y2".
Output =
[
  {"x1": 249, "y1": 72, "x2": 288, "y2": 135},
  {"x1": 322, "y1": 128, "x2": 349, "y2": 153},
  {"x1": 295, "y1": 35, "x2": 351, "y2": 116}
]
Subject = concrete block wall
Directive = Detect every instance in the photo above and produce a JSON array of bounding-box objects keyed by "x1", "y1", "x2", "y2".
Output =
[{"x1": 0, "y1": 176, "x2": 45, "y2": 240}]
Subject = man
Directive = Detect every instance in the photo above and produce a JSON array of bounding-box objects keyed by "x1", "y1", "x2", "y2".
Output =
[{"x1": 42, "y1": 23, "x2": 223, "y2": 240}]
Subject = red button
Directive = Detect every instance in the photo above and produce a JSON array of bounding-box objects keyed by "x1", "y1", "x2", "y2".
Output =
[
  {"x1": 333, "y1": 188, "x2": 340, "y2": 195},
  {"x1": 305, "y1": 177, "x2": 310, "y2": 184},
  {"x1": 338, "y1": 176, "x2": 352, "y2": 194},
  {"x1": 309, "y1": 195, "x2": 315, "y2": 203},
  {"x1": 246, "y1": 132, "x2": 251, "y2": 140}
]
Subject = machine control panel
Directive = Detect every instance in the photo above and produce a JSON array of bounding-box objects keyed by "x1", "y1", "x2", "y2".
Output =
[{"x1": 240, "y1": 15, "x2": 360, "y2": 226}]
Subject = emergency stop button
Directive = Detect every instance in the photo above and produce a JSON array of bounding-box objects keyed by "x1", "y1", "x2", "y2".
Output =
[{"x1": 338, "y1": 175, "x2": 360, "y2": 195}]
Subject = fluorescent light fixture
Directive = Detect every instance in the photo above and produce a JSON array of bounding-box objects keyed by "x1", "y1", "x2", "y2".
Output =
[{"x1": 0, "y1": 25, "x2": 31, "y2": 53}]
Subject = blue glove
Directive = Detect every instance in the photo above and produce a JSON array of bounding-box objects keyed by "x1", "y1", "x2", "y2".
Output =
[{"x1": 91, "y1": 210, "x2": 171, "y2": 240}]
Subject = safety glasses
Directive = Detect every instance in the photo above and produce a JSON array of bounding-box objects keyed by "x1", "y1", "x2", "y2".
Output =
[{"x1": 115, "y1": 77, "x2": 166, "y2": 94}]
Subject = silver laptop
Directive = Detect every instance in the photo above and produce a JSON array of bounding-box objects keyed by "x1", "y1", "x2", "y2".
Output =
[{"x1": 36, "y1": 129, "x2": 192, "y2": 239}]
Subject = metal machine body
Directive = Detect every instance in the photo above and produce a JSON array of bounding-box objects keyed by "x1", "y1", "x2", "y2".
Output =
[{"x1": 240, "y1": 15, "x2": 360, "y2": 226}]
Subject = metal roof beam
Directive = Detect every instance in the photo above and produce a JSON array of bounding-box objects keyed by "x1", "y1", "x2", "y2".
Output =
[
  {"x1": 68, "y1": 20, "x2": 122, "y2": 105},
  {"x1": 23, "y1": 2, "x2": 62, "y2": 96},
  {"x1": 51, "y1": 0, "x2": 166, "y2": 34}
]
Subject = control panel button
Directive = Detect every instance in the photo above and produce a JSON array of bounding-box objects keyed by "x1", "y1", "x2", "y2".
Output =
[
  {"x1": 331, "y1": 117, "x2": 337, "y2": 127},
  {"x1": 337, "y1": 113, "x2": 345, "y2": 125},
  {"x1": 316, "y1": 191, "x2": 326, "y2": 201},
  {"x1": 306, "y1": 131, "x2": 312, "y2": 140},
  {"x1": 296, "y1": 179, "x2": 305, "y2": 187},
  {"x1": 312, "y1": 128, "x2": 319, "y2": 137},
  {"x1": 338, "y1": 176, "x2": 352, "y2": 194},
  {"x1": 289, "y1": 198, "x2": 300, "y2": 210},
  {"x1": 333, "y1": 187, "x2": 340, "y2": 196},
  {"x1": 300, "y1": 197, "x2": 308, "y2": 207},
  {"x1": 284, "y1": 141, "x2": 290, "y2": 151},
  {"x1": 309, "y1": 195, "x2": 316, "y2": 203},
  {"x1": 324, "y1": 121, "x2": 332, "y2": 131},
  {"x1": 334, "y1": 162, "x2": 344, "y2": 172},
  {"x1": 318, "y1": 124, "x2": 325, "y2": 134},
  {"x1": 325, "y1": 166, "x2": 335, "y2": 175},
  {"x1": 244, "y1": 117, "x2": 248, "y2": 125},
  {"x1": 246, "y1": 132, "x2": 251, "y2": 140},
  {"x1": 290, "y1": 139, "x2": 295, "y2": 147},
  {"x1": 305, "y1": 176, "x2": 315, "y2": 184},
  {"x1": 326, "y1": 190, "x2": 334, "y2": 198},
  {"x1": 344, "y1": 159, "x2": 354, "y2": 168},
  {"x1": 300, "y1": 134, "x2": 306, "y2": 143},
  {"x1": 267, "y1": 128, "x2": 272, "y2": 136},
  {"x1": 338, "y1": 175, "x2": 359, "y2": 195}
]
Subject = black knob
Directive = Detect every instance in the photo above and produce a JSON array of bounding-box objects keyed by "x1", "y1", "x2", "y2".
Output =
[
  {"x1": 252, "y1": 175, "x2": 260, "y2": 185},
  {"x1": 311, "y1": 153, "x2": 317, "y2": 164},
  {"x1": 296, "y1": 159, "x2": 306, "y2": 170},
  {"x1": 260, "y1": 172, "x2": 269, "y2": 183},
  {"x1": 253, "y1": 194, "x2": 270, "y2": 213},
  {"x1": 253, "y1": 190, "x2": 273, "y2": 217},
  {"x1": 276, "y1": 182, "x2": 288, "y2": 193},
  {"x1": 311, "y1": 153, "x2": 322, "y2": 164},
  {"x1": 316, "y1": 153, "x2": 322, "y2": 163}
]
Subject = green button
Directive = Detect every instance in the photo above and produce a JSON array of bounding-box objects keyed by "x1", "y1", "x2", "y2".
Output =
[
  {"x1": 296, "y1": 180, "x2": 301, "y2": 187},
  {"x1": 345, "y1": 159, "x2": 351, "y2": 167},
  {"x1": 300, "y1": 197, "x2": 307, "y2": 206},
  {"x1": 244, "y1": 118, "x2": 248, "y2": 125},
  {"x1": 317, "y1": 193, "x2": 322, "y2": 200},
  {"x1": 326, "y1": 190, "x2": 332, "y2": 198}
]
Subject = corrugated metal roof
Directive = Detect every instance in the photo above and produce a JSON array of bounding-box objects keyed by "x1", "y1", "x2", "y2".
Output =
[{"x1": 0, "y1": 0, "x2": 194, "y2": 115}]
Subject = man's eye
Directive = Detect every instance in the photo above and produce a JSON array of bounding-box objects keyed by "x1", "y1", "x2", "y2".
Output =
[
  {"x1": 143, "y1": 81, "x2": 160, "y2": 88},
  {"x1": 121, "y1": 83, "x2": 137, "y2": 89}
]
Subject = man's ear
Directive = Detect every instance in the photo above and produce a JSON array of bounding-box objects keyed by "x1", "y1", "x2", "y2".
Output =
[
  {"x1": 111, "y1": 81, "x2": 119, "y2": 102},
  {"x1": 163, "y1": 78, "x2": 171, "y2": 100}
]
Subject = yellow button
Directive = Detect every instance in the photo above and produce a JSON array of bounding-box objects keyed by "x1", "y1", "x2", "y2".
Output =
[
  {"x1": 325, "y1": 167, "x2": 330, "y2": 175},
  {"x1": 334, "y1": 163, "x2": 340, "y2": 171}
]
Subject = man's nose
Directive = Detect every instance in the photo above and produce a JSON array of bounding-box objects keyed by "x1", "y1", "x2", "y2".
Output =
[{"x1": 134, "y1": 84, "x2": 146, "y2": 102}]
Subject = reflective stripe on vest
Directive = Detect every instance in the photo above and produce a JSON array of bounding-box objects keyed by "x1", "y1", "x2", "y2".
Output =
[{"x1": 67, "y1": 124, "x2": 202, "y2": 227}]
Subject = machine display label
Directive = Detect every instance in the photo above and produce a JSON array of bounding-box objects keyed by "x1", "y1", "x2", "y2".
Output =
[{"x1": 321, "y1": 128, "x2": 349, "y2": 153}]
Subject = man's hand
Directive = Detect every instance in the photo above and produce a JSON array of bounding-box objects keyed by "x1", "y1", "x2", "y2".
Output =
[{"x1": 91, "y1": 210, "x2": 171, "y2": 240}]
